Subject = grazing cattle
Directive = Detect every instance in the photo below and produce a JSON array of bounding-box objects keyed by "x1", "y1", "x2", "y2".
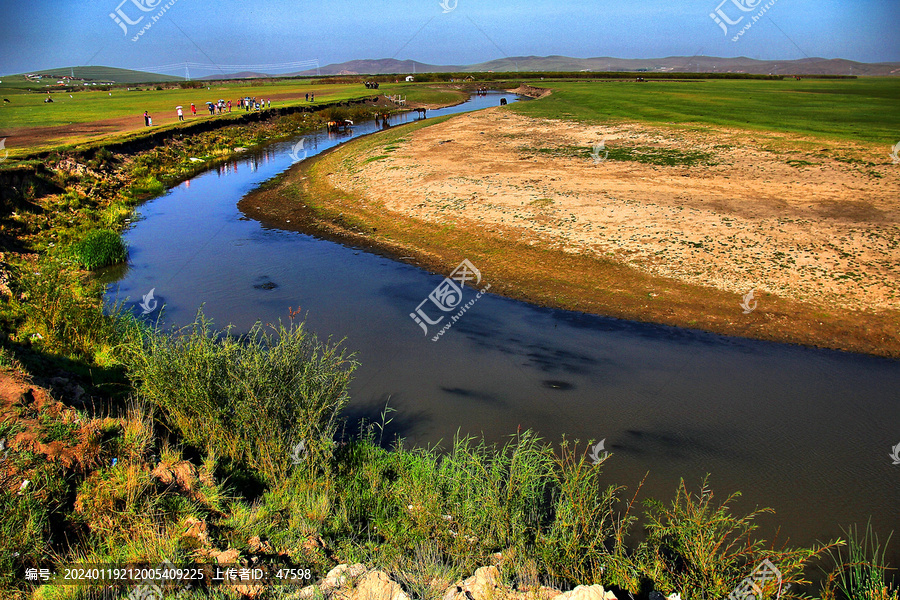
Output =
[
  {"x1": 327, "y1": 119, "x2": 353, "y2": 132},
  {"x1": 499, "y1": 98, "x2": 507, "y2": 106},
  {"x1": 415, "y1": 108, "x2": 427, "y2": 118},
  {"x1": 2, "y1": 99, "x2": 9, "y2": 103}
]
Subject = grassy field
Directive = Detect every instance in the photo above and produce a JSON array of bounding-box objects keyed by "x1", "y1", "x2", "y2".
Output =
[
  {"x1": 0, "y1": 80, "x2": 466, "y2": 157},
  {"x1": 510, "y1": 78, "x2": 900, "y2": 143}
]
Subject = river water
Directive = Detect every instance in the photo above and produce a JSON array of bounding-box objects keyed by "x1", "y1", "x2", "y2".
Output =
[{"x1": 105, "y1": 92, "x2": 900, "y2": 559}]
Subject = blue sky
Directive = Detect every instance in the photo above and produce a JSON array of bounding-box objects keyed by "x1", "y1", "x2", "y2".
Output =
[{"x1": 1, "y1": 0, "x2": 898, "y2": 76}]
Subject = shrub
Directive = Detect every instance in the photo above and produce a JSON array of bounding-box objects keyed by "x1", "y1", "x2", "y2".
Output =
[
  {"x1": 637, "y1": 478, "x2": 832, "y2": 600},
  {"x1": 69, "y1": 229, "x2": 127, "y2": 270},
  {"x1": 123, "y1": 311, "x2": 357, "y2": 483}
]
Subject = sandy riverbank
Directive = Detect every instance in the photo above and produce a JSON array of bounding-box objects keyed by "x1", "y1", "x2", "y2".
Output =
[{"x1": 240, "y1": 108, "x2": 900, "y2": 357}]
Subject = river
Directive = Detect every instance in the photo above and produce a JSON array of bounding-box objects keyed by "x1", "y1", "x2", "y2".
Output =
[{"x1": 105, "y1": 91, "x2": 900, "y2": 559}]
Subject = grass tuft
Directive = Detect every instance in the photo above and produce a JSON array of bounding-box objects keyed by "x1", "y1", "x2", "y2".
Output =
[{"x1": 68, "y1": 229, "x2": 128, "y2": 270}]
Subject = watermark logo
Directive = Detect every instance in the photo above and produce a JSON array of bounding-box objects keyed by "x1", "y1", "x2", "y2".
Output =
[
  {"x1": 290, "y1": 441, "x2": 307, "y2": 465},
  {"x1": 890, "y1": 142, "x2": 900, "y2": 165},
  {"x1": 0, "y1": 138, "x2": 8, "y2": 163},
  {"x1": 740, "y1": 290, "x2": 758, "y2": 314},
  {"x1": 111, "y1": 0, "x2": 181, "y2": 42},
  {"x1": 139, "y1": 288, "x2": 158, "y2": 315},
  {"x1": 591, "y1": 141, "x2": 608, "y2": 164},
  {"x1": 289, "y1": 139, "x2": 307, "y2": 163},
  {"x1": 726, "y1": 558, "x2": 789, "y2": 600},
  {"x1": 110, "y1": 0, "x2": 163, "y2": 34},
  {"x1": 710, "y1": 0, "x2": 778, "y2": 41},
  {"x1": 890, "y1": 442, "x2": 900, "y2": 465},
  {"x1": 588, "y1": 439, "x2": 609, "y2": 464},
  {"x1": 128, "y1": 560, "x2": 191, "y2": 600},
  {"x1": 410, "y1": 259, "x2": 492, "y2": 341},
  {"x1": 439, "y1": 0, "x2": 458, "y2": 13}
]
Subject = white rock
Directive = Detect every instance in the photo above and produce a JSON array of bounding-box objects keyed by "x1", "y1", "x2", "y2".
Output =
[
  {"x1": 323, "y1": 563, "x2": 368, "y2": 590},
  {"x1": 350, "y1": 570, "x2": 411, "y2": 600},
  {"x1": 444, "y1": 566, "x2": 502, "y2": 600},
  {"x1": 550, "y1": 585, "x2": 617, "y2": 600}
]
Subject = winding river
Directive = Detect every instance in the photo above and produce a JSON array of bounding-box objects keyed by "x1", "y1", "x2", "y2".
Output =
[{"x1": 105, "y1": 92, "x2": 900, "y2": 557}]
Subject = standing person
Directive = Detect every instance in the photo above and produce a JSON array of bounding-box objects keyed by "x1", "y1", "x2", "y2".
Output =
[
  {"x1": 310, "y1": 92, "x2": 314, "y2": 102},
  {"x1": 227, "y1": 100, "x2": 232, "y2": 112},
  {"x1": 267, "y1": 99, "x2": 271, "y2": 108},
  {"x1": 305, "y1": 92, "x2": 309, "y2": 101},
  {"x1": 191, "y1": 103, "x2": 196, "y2": 116},
  {"x1": 143, "y1": 111, "x2": 150, "y2": 126},
  {"x1": 176, "y1": 106, "x2": 184, "y2": 121}
]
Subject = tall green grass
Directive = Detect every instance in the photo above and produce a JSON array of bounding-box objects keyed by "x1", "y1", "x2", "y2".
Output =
[
  {"x1": 68, "y1": 229, "x2": 127, "y2": 270},
  {"x1": 823, "y1": 522, "x2": 898, "y2": 600},
  {"x1": 122, "y1": 312, "x2": 356, "y2": 483},
  {"x1": 10, "y1": 259, "x2": 128, "y2": 363}
]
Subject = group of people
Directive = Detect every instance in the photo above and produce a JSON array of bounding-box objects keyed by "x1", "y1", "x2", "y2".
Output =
[
  {"x1": 207, "y1": 100, "x2": 231, "y2": 114},
  {"x1": 142, "y1": 91, "x2": 328, "y2": 127},
  {"x1": 239, "y1": 97, "x2": 272, "y2": 111}
]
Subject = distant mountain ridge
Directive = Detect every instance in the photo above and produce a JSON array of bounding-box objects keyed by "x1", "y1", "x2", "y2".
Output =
[
  {"x1": 15, "y1": 56, "x2": 900, "y2": 84},
  {"x1": 289, "y1": 55, "x2": 900, "y2": 77}
]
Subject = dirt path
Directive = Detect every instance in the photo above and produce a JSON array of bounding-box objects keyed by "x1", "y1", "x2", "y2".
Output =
[{"x1": 329, "y1": 109, "x2": 900, "y2": 315}]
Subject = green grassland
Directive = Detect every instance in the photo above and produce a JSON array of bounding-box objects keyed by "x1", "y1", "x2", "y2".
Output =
[
  {"x1": 0, "y1": 81, "x2": 463, "y2": 130},
  {"x1": 510, "y1": 78, "x2": 900, "y2": 143},
  {"x1": 0, "y1": 81, "x2": 466, "y2": 157},
  {"x1": 0, "y1": 81, "x2": 359, "y2": 129}
]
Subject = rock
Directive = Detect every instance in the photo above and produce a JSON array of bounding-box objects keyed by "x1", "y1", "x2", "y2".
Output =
[
  {"x1": 550, "y1": 585, "x2": 617, "y2": 600},
  {"x1": 0, "y1": 271, "x2": 12, "y2": 299},
  {"x1": 203, "y1": 547, "x2": 240, "y2": 564},
  {"x1": 444, "y1": 566, "x2": 503, "y2": 600},
  {"x1": 248, "y1": 535, "x2": 273, "y2": 554},
  {"x1": 349, "y1": 570, "x2": 411, "y2": 600},
  {"x1": 183, "y1": 517, "x2": 208, "y2": 542},
  {"x1": 288, "y1": 585, "x2": 320, "y2": 600},
  {"x1": 323, "y1": 563, "x2": 368, "y2": 591}
]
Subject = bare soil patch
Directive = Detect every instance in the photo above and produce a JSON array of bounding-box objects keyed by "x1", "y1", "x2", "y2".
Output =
[{"x1": 333, "y1": 109, "x2": 900, "y2": 314}]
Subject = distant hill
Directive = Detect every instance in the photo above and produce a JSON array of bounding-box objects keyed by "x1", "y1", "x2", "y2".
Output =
[
  {"x1": 16, "y1": 66, "x2": 183, "y2": 84},
  {"x1": 292, "y1": 55, "x2": 900, "y2": 77},
  {"x1": 287, "y1": 59, "x2": 463, "y2": 78},
  {"x1": 198, "y1": 71, "x2": 276, "y2": 80}
]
